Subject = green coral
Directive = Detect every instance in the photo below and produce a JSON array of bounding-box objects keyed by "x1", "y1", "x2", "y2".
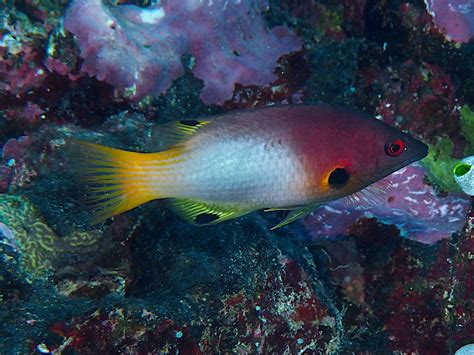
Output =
[
  {"x1": 0, "y1": 195, "x2": 104, "y2": 283},
  {"x1": 422, "y1": 138, "x2": 462, "y2": 192},
  {"x1": 0, "y1": 194, "x2": 59, "y2": 281},
  {"x1": 421, "y1": 105, "x2": 474, "y2": 192},
  {"x1": 63, "y1": 230, "x2": 102, "y2": 247},
  {"x1": 460, "y1": 105, "x2": 474, "y2": 154}
]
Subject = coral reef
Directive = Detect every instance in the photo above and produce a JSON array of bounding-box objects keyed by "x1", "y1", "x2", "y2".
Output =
[
  {"x1": 0, "y1": 194, "x2": 59, "y2": 281},
  {"x1": 305, "y1": 39, "x2": 362, "y2": 106},
  {"x1": 47, "y1": 258, "x2": 335, "y2": 353},
  {"x1": 310, "y1": 209, "x2": 474, "y2": 353},
  {"x1": 1, "y1": 0, "x2": 474, "y2": 353},
  {"x1": 0, "y1": 5, "x2": 50, "y2": 96},
  {"x1": 460, "y1": 105, "x2": 474, "y2": 153},
  {"x1": 424, "y1": 0, "x2": 474, "y2": 43},
  {"x1": 423, "y1": 137, "x2": 463, "y2": 191},
  {"x1": 0, "y1": 0, "x2": 128, "y2": 138},
  {"x1": 422, "y1": 105, "x2": 474, "y2": 192},
  {"x1": 1, "y1": 200, "x2": 471, "y2": 353},
  {"x1": 64, "y1": 0, "x2": 301, "y2": 104},
  {"x1": 0, "y1": 136, "x2": 33, "y2": 193},
  {"x1": 376, "y1": 62, "x2": 458, "y2": 141},
  {"x1": 454, "y1": 155, "x2": 474, "y2": 194}
]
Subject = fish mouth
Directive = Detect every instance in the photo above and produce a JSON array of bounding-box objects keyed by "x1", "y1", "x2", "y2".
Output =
[
  {"x1": 401, "y1": 140, "x2": 428, "y2": 169},
  {"x1": 417, "y1": 141, "x2": 429, "y2": 160}
]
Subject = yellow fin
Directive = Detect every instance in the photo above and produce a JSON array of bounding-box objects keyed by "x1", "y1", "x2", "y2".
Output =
[
  {"x1": 264, "y1": 207, "x2": 297, "y2": 212},
  {"x1": 271, "y1": 203, "x2": 320, "y2": 230},
  {"x1": 175, "y1": 119, "x2": 210, "y2": 135},
  {"x1": 172, "y1": 198, "x2": 252, "y2": 225},
  {"x1": 69, "y1": 140, "x2": 183, "y2": 224},
  {"x1": 152, "y1": 119, "x2": 211, "y2": 149}
]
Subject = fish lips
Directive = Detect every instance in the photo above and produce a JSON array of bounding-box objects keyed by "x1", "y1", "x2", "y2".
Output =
[{"x1": 405, "y1": 136, "x2": 429, "y2": 165}]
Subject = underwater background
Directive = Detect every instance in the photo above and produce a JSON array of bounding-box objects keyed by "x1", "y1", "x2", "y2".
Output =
[{"x1": 0, "y1": 0, "x2": 473, "y2": 353}]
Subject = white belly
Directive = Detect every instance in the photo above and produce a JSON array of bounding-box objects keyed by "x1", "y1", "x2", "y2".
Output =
[{"x1": 168, "y1": 136, "x2": 312, "y2": 208}]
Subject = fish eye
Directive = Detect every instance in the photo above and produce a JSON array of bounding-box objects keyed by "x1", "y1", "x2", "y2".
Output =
[
  {"x1": 385, "y1": 139, "x2": 405, "y2": 157},
  {"x1": 328, "y1": 167, "x2": 350, "y2": 189}
]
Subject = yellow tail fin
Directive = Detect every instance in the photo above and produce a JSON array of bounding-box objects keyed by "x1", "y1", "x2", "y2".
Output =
[{"x1": 69, "y1": 140, "x2": 182, "y2": 224}]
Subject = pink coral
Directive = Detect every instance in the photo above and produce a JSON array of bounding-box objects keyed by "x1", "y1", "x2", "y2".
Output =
[
  {"x1": 4, "y1": 102, "x2": 45, "y2": 123},
  {"x1": 64, "y1": 0, "x2": 300, "y2": 104},
  {"x1": 304, "y1": 164, "x2": 470, "y2": 245},
  {"x1": 0, "y1": 6, "x2": 50, "y2": 95},
  {"x1": 0, "y1": 45, "x2": 47, "y2": 95},
  {"x1": 424, "y1": 0, "x2": 474, "y2": 43}
]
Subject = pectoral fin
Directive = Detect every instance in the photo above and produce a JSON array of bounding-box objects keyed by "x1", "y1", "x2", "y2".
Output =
[{"x1": 270, "y1": 203, "x2": 320, "y2": 230}]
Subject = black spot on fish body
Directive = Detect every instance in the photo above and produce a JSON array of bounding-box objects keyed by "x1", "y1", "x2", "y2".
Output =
[
  {"x1": 180, "y1": 119, "x2": 201, "y2": 127},
  {"x1": 195, "y1": 212, "x2": 219, "y2": 225},
  {"x1": 328, "y1": 168, "x2": 350, "y2": 189}
]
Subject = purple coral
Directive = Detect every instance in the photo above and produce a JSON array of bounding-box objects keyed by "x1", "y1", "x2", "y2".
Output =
[
  {"x1": 64, "y1": 0, "x2": 301, "y2": 105},
  {"x1": 0, "y1": 136, "x2": 33, "y2": 192},
  {"x1": 304, "y1": 164, "x2": 470, "y2": 245},
  {"x1": 424, "y1": 0, "x2": 474, "y2": 43}
]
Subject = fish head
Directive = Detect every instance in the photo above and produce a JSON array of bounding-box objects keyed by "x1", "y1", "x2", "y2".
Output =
[
  {"x1": 355, "y1": 123, "x2": 427, "y2": 180},
  {"x1": 305, "y1": 108, "x2": 428, "y2": 198}
]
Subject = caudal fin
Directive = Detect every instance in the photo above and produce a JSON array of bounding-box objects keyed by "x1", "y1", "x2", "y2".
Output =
[{"x1": 69, "y1": 140, "x2": 182, "y2": 224}]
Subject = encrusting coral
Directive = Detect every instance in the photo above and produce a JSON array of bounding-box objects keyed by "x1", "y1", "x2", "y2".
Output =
[
  {"x1": 0, "y1": 194, "x2": 59, "y2": 281},
  {"x1": 64, "y1": 0, "x2": 301, "y2": 104},
  {"x1": 0, "y1": 194, "x2": 104, "y2": 282}
]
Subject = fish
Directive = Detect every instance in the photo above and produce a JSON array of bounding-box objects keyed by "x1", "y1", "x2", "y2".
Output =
[{"x1": 70, "y1": 104, "x2": 428, "y2": 228}]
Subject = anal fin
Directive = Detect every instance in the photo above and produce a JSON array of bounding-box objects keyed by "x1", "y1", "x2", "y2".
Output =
[
  {"x1": 264, "y1": 206, "x2": 297, "y2": 212},
  {"x1": 172, "y1": 198, "x2": 252, "y2": 226}
]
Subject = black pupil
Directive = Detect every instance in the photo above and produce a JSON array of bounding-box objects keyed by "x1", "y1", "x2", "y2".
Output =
[
  {"x1": 391, "y1": 143, "x2": 401, "y2": 152},
  {"x1": 328, "y1": 168, "x2": 350, "y2": 188}
]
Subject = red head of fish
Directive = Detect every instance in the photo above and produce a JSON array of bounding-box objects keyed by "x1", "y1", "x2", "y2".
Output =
[{"x1": 285, "y1": 104, "x2": 428, "y2": 202}]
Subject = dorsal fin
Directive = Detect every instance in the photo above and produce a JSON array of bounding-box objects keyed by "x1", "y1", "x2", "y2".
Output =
[
  {"x1": 149, "y1": 119, "x2": 211, "y2": 150},
  {"x1": 171, "y1": 198, "x2": 252, "y2": 226},
  {"x1": 175, "y1": 119, "x2": 210, "y2": 137}
]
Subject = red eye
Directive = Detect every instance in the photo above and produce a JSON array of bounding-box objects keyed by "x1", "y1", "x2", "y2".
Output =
[{"x1": 385, "y1": 139, "x2": 405, "y2": 157}]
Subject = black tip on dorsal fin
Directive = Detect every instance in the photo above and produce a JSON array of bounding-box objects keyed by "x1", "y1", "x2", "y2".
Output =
[{"x1": 179, "y1": 119, "x2": 202, "y2": 127}]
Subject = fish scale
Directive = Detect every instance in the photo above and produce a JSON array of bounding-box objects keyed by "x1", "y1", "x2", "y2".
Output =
[{"x1": 172, "y1": 136, "x2": 309, "y2": 206}]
